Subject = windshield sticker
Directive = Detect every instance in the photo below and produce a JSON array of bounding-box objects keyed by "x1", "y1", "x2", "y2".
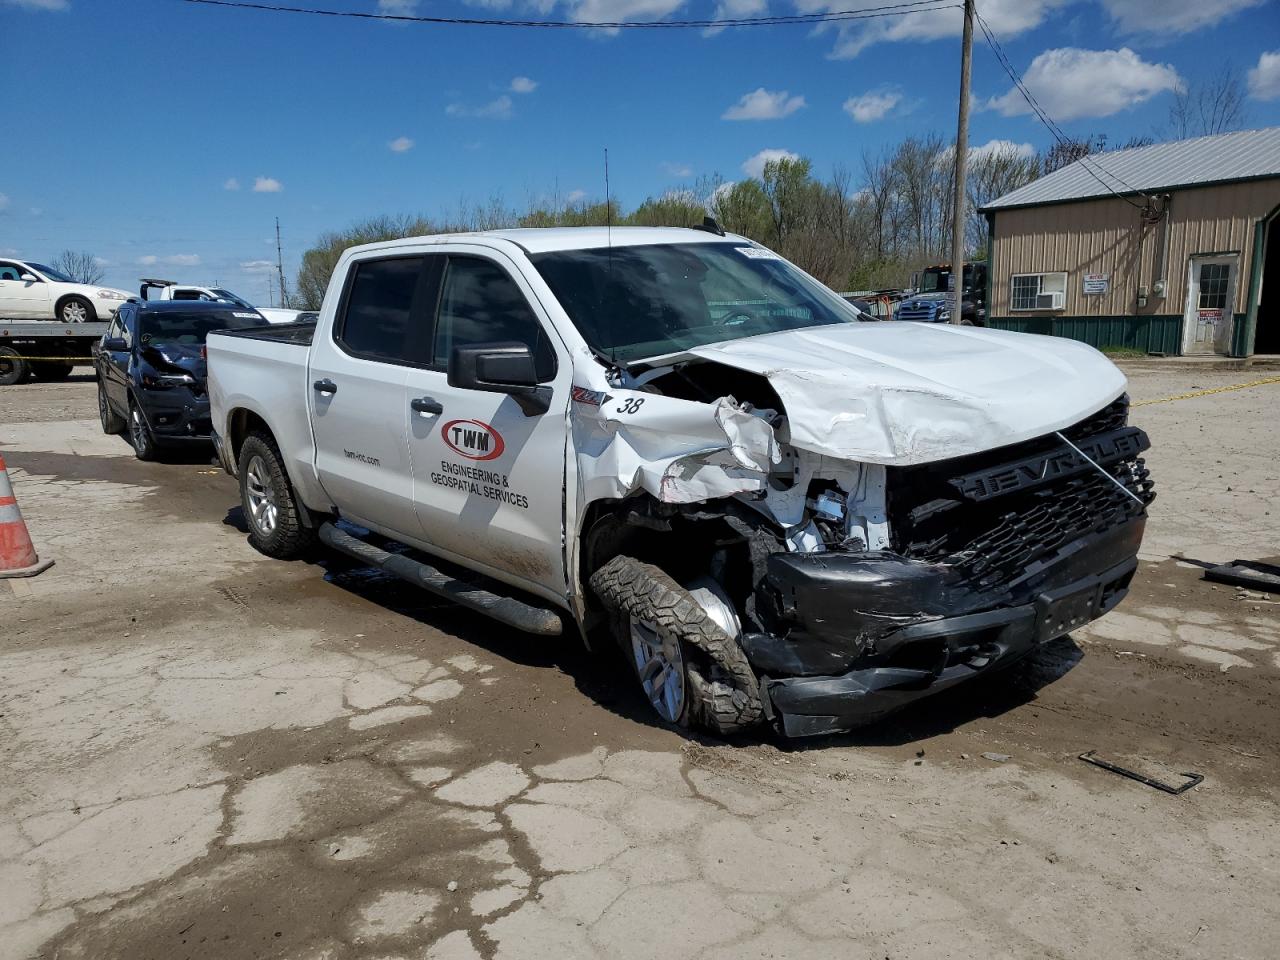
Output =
[
  {"x1": 232, "y1": 312, "x2": 260, "y2": 319},
  {"x1": 571, "y1": 386, "x2": 611, "y2": 407},
  {"x1": 441, "y1": 419, "x2": 505, "y2": 461},
  {"x1": 735, "y1": 246, "x2": 781, "y2": 260}
]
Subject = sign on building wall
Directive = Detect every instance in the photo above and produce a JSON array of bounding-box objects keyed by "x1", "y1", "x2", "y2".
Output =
[{"x1": 1083, "y1": 273, "x2": 1109, "y2": 295}]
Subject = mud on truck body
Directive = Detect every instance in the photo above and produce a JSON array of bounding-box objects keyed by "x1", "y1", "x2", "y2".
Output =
[{"x1": 206, "y1": 227, "x2": 1154, "y2": 738}]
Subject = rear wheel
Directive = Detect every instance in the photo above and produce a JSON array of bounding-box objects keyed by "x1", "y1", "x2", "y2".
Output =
[
  {"x1": 58, "y1": 296, "x2": 96, "y2": 323},
  {"x1": 590, "y1": 556, "x2": 764, "y2": 736},
  {"x1": 128, "y1": 399, "x2": 157, "y2": 461},
  {"x1": 98, "y1": 382, "x2": 125, "y2": 434},
  {"x1": 0, "y1": 347, "x2": 28, "y2": 387},
  {"x1": 34, "y1": 362, "x2": 74, "y2": 381},
  {"x1": 238, "y1": 430, "x2": 317, "y2": 559}
]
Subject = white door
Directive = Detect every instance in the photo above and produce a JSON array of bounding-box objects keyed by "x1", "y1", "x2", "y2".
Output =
[
  {"x1": 405, "y1": 249, "x2": 571, "y2": 601},
  {"x1": 1183, "y1": 256, "x2": 1238, "y2": 356},
  {"x1": 309, "y1": 253, "x2": 429, "y2": 537},
  {"x1": 0, "y1": 261, "x2": 51, "y2": 318}
]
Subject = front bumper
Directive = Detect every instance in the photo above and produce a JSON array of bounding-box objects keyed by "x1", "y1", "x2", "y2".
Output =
[
  {"x1": 749, "y1": 517, "x2": 1145, "y2": 737},
  {"x1": 138, "y1": 389, "x2": 213, "y2": 441}
]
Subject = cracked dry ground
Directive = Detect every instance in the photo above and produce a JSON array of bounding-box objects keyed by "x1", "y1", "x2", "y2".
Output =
[{"x1": 3, "y1": 370, "x2": 1280, "y2": 960}]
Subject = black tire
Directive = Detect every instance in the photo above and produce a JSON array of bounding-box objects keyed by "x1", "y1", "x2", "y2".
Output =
[
  {"x1": 58, "y1": 296, "x2": 96, "y2": 323},
  {"x1": 34, "y1": 362, "x2": 74, "y2": 381},
  {"x1": 128, "y1": 398, "x2": 158, "y2": 461},
  {"x1": 98, "y1": 381, "x2": 125, "y2": 434},
  {"x1": 237, "y1": 430, "x2": 317, "y2": 559},
  {"x1": 590, "y1": 555, "x2": 764, "y2": 736},
  {"x1": 0, "y1": 347, "x2": 28, "y2": 387}
]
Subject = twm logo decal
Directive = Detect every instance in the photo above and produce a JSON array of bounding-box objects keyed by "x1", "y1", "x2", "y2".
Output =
[{"x1": 441, "y1": 419, "x2": 505, "y2": 461}]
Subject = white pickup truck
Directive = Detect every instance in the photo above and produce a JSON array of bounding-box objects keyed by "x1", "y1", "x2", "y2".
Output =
[
  {"x1": 207, "y1": 226, "x2": 1155, "y2": 737},
  {"x1": 139, "y1": 278, "x2": 305, "y2": 324}
]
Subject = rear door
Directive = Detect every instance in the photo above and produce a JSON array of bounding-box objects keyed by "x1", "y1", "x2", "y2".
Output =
[
  {"x1": 0, "y1": 261, "x2": 49, "y2": 318},
  {"x1": 308, "y1": 253, "x2": 437, "y2": 538},
  {"x1": 404, "y1": 248, "x2": 571, "y2": 599},
  {"x1": 99, "y1": 307, "x2": 134, "y2": 411}
]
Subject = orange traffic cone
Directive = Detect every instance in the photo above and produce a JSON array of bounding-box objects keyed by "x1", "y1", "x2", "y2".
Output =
[{"x1": 0, "y1": 453, "x2": 53, "y2": 578}]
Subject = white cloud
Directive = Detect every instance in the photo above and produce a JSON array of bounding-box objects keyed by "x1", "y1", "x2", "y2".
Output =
[
  {"x1": 240, "y1": 260, "x2": 277, "y2": 273},
  {"x1": 138, "y1": 254, "x2": 201, "y2": 267},
  {"x1": 661, "y1": 161, "x2": 693, "y2": 177},
  {"x1": 446, "y1": 95, "x2": 513, "y2": 119},
  {"x1": 509, "y1": 76, "x2": 538, "y2": 94},
  {"x1": 970, "y1": 138, "x2": 1036, "y2": 160},
  {"x1": 704, "y1": 0, "x2": 767, "y2": 37},
  {"x1": 1099, "y1": 0, "x2": 1263, "y2": 35},
  {"x1": 742, "y1": 148, "x2": 799, "y2": 178},
  {"x1": 796, "y1": 0, "x2": 1062, "y2": 60},
  {"x1": 376, "y1": 0, "x2": 420, "y2": 13},
  {"x1": 0, "y1": 193, "x2": 9, "y2": 212},
  {"x1": 567, "y1": 0, "x2": 687, "y2": 35},
  {"x1": 388, "y1": 136, "x2": 414, "y2": 152},
  {"x1": 223, "y1": 178, "x2": 241, "y2": 191},
  {"x1": 842, "y1": 89, "x2": 902, "y2": 123},
  {"x1": 2, "y1": 0, "x2": 70, "y2": 10},
  {"x1": 138, "y1": 256, "x2": 158, "y2": 266},
  {"x1": 93, "y1": 256, "x2": 111, "y2": 267},
  {"x1": 566, "y1": 189, "x2": 587, "y2": 202},
  {"x1": 1248, "y1": 50, "x2": 1280, "y2": 101},
  {"x1": 253, "y1": 176, "x2": 284, "y2": 193},
  {"x1": 723, "y1": 88, "x2": 806, "y2": 121},
  {"x1": 462, "y1": 0, "x2": 513, "y2": 7},
  {"x1": 988, "y1": 47, "x2": 1180, "y2": 121}
]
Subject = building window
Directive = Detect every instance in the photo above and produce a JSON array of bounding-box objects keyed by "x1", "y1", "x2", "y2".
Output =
[
  {"x1": 1197, "y1": 263, "x2": 1229, "y2": 309},
  {"x1": 1010, "y1": 272, "x2": 1067, "y2": 311}
]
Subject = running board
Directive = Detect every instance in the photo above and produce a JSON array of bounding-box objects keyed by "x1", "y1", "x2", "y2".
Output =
[{"x1": 318, "y1": 522, "x2": 563, "y2": 636}]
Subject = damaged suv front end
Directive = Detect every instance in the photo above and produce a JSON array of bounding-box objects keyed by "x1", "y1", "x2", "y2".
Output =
[{"x1": 536, "y1": 238, "x2": 1154, "y2": 737}]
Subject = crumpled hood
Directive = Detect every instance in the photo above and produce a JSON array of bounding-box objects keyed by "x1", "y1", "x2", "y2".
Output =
[
  {"x1": 141, "y1": 341, "x2": 206, "y2": 378},
  {"x1": 686, "y1": 322, "x2": 1127, "y2": 465}
]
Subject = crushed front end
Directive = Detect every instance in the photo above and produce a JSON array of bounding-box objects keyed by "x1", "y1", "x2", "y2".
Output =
[{"x1": 743, "y1": 395, "x2": 1154, "y2": 736}]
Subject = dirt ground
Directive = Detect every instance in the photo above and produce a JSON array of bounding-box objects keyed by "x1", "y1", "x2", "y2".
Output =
[{"x1": 1, "y1": 367, "x2": 1277, "y2": 960}]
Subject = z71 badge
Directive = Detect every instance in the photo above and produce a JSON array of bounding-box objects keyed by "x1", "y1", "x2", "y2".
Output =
[{"x1": 441, "y1": 419, "x2": 505, "y2": 461}]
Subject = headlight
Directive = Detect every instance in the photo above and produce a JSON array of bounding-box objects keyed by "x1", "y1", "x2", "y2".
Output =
[
  {"x1": 97, "y1": 290, "x2": 127, "y2": 300},
  {"x1": 937, "y1": 309, "x2": 951, "y2": 321},
  {"x1": 140, "y1": 366, "x2": 195, "y2": 389}
]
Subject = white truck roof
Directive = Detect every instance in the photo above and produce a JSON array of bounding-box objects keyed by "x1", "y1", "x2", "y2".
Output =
[{"x1": 345, "y1": 226, "x2": 743, "y2": 258}]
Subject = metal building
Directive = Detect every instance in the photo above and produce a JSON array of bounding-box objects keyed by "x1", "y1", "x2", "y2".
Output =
[{"x1": 982, "y1": 127, "x2": 1280, "y2": 357}]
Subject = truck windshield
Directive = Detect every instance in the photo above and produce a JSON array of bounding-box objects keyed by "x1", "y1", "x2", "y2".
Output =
[
  {"x1": 29, "y1": 263, "x2": 74, "y2": 283},
  {"x1": 530, "y1": 243, "x2": 858, "y2": 363},
  {"x1": 139, "y1": 311, "x2": 267, "y2": 345},
  {"x1": 210, "y1": 288, "x2": 256, "y2": 309}
]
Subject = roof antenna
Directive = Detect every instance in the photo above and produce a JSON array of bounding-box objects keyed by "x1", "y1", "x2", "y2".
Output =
[{"x1": 604, "y1": 147, "x2": 618, "y2": 370}]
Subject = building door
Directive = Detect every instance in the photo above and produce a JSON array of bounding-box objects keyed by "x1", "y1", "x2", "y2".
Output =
[{"x1": 1183, "y1": 255, "x2": 1238, "y2": 355}]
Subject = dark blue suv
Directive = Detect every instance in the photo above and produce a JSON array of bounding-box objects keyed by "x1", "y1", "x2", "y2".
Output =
[{"x1": 94, "y1": 300, "x2": 268, "y2": 459}]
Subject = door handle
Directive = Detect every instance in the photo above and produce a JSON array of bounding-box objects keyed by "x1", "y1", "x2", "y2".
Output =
[
  {"x1": 410, "y1": 396, "x2": 443, "y2": 415},
  {"x1": 313, "y1": 378, "x2": 337, "y2": 396}
]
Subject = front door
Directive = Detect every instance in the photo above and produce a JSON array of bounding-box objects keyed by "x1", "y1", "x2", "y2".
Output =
[
  {"x1": 405, "y1": 248, "x2": 571, "y2": 601},
  {"x1": 1183, "y1": 256, "x2": 1239, "y2": 356},
  {"x1": 309, "y1": 253, "x2": 433, "y2": 538}
]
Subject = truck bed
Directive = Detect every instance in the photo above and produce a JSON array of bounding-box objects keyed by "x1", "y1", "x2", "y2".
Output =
[{"x1": 210, "y1": 321, "x2": 315, "y2": 346}]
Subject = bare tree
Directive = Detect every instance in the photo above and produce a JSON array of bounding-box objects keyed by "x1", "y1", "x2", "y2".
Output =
[
  {"x1": 967, "y1": 146, "x2": 1041, "y2": 252},
  {"x1": 1168, "y1": 67, "x2": 1248, "y2": 140},
  {"x1": 50, "y1": 250, "x2": 104, "y2": 285}
]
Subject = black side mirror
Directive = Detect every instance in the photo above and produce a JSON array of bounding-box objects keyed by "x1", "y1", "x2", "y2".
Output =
[
  {"x1": 449, "y1": 342, "x2": 551, "y2": 416},
  {"x1": 102, "y1": 337, "x2": 127, "y2": 351}
]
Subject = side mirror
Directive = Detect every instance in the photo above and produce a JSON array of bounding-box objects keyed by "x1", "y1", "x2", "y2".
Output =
[
  {"x1": 20, "y1": 273, "x2": 40, "y2": 283},
  {"x1": 102, "y1": 337, "x2": 127, "y2": 351},
  {"x1": 449, "y1": 342, "x2": 551, "y2": 416}
]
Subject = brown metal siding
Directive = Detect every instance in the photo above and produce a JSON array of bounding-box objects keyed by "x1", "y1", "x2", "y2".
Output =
[{"x1": 991, "y1": 179, "x2": 1280, "y2": 318}]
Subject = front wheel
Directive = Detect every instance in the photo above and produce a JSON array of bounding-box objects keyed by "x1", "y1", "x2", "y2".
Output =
[
  {"x1": 128, "y1": 399, "x2": 157, "y2": 461},
  {"x1": 58, "y1": 296, "x2": 96, "y2": 323},
  {"x1": 590, "y1": 556, "x2": 764, "y2": 736},
  {"x1": 237, "y1": 430, "x2": 317, "y2": 559}
]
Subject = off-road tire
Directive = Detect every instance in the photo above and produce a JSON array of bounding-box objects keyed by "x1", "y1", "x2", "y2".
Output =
[
  {"x1": 98, "y1": 381, "x2": 125, "y2": 434},
  {"x1": 237, "y1": 430, "x2": 317, "y2": 560},
  {"x1": 128, "y1": 398, "x2": 158, "y2": 461},
  {"x1": 590, "y1": 555, "x2": 764, "y2": 735},
  {"x1": 58, "y1": 296, "x2": 96, "y2": 323},
  {"x1": 0, "y1": 347, "x2": 28, "y2": 387}
]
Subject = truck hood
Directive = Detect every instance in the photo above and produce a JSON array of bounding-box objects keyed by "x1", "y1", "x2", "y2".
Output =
[{"x1": 686, "y1": 322, "x2": 1127, "y2": 465}]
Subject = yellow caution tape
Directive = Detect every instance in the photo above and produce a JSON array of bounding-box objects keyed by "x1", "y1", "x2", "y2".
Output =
[
  {"x1": 1132, "y1": 375, "x2": 1280, "y2": 407},
  {"x1": 0, "y1": 356, "x2": 91, "y2": 362}
]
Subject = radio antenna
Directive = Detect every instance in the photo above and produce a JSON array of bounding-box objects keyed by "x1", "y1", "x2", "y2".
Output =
[{"x1": 604, "y1": 147, "x2": 618, "y2": 368}]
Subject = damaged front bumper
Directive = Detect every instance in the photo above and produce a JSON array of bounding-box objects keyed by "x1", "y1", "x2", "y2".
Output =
[{"x1": 748, "y1": 516, "x2": 1145, "y2": 737}]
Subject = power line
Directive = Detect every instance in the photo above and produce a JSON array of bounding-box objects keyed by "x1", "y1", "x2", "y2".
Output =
[
  {"x1": 972, "y1": 6, "x2": 1151, "y2": 209},
  {"x1": 180, "y1": 0, "x2": 961, "y2": 30}
]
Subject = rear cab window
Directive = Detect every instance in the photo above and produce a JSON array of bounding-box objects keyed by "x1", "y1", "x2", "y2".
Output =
[{"x1": 335, "y1": 256, "x2": 432, "y2": 365}]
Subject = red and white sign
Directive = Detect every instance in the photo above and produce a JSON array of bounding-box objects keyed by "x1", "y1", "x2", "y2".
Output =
[{"x1": 441, "y1": 419, "x2": 505, "y2": 461}]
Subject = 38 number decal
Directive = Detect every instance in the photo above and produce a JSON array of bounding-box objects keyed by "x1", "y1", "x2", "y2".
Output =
[{"x1": 616, "y1": 397, "x2": 646, "y2": 415}]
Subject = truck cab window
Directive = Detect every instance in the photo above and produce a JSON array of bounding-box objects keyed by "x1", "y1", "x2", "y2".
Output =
[
  {"x1": 434, "y1": 256, "x2": 554, "y2": 380},
  {"x1": 337, "y1": 256, "x2": 426, "y2": 364}
]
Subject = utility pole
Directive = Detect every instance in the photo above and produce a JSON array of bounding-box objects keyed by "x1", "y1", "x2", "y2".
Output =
[
  {"x1": 949, "y1": 0, "x2": 974, "y2": 324},
  {"x1": 275, "y1": 217, "x2": 288, "y2": 309}
]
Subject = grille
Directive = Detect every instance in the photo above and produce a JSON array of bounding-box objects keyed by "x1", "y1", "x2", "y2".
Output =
[
  {"x1": 888, "y1": 397, "x2": 1154, "y2": 592},
  {"x1": 895, "y1": 300, "x2": 943, "y2": 321}
]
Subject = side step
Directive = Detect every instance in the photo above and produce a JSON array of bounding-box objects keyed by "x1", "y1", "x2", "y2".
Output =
[{"x1": 318, "y1": 522, "x2": 564, "y2": 636}]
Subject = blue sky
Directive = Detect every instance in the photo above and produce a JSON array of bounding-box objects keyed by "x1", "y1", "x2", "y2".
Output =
[{"x1": 2, "y1": 0, "x2": 1278, "y2": 302}]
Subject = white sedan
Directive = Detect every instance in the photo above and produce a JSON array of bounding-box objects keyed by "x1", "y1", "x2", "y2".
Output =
[{"x1": 0, "y1": 258, "x2": 133, "y2": 322}]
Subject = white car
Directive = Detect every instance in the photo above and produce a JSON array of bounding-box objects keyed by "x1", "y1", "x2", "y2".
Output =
[
  {"x1": 139, "y1": 278, "x2": 305, "y2": 324},
  {"x1": 0, "y1": 258, "x2": 132, "y2": 322}
]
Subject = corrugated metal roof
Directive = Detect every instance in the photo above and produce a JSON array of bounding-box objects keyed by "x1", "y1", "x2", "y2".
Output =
[{"x1": 984, "y1": 127, "x2": 1280, "y2": 210}]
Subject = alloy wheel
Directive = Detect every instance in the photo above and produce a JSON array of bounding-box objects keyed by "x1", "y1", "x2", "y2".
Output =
[
  {"x1": 629, "y1": 616, "x2": 687, "y2": 723},
  {"x1": 63, "y1": 301, "x2": 88, "y2": 323},
  {"x1": 244, "y1": 454, "x2": 279, "y2": 536}
]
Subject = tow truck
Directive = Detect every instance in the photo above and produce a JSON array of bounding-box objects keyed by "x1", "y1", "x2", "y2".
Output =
[{"x1": 0, "y1": 319, "x2": 110, "y2": 385}]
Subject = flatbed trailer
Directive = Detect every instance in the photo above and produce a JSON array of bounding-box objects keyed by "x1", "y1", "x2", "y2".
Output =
[{"x1": 0, "y1": 320, "x2": 109, "y2": 386}]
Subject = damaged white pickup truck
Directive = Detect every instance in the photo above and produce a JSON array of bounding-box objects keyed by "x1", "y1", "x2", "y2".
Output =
[{"x1": 207, "y1": 226, "x2": 1154, "y2": 737}]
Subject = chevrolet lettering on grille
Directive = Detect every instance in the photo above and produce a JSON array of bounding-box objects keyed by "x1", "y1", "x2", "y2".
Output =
[{"x1": 948, "y1": 428, "x2": 1149, "y2": 501}]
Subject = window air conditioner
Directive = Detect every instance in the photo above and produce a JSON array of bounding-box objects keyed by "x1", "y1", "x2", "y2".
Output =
[{"x1": 1036, "y1": 291, "x2": 1064, "y2": 309}]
